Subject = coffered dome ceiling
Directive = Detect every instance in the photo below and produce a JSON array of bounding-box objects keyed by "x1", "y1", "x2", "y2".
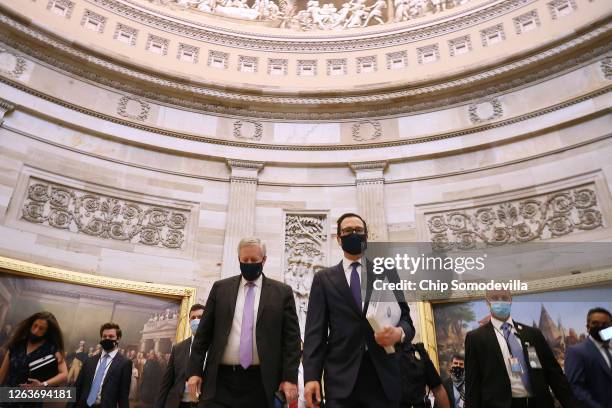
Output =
[{"x1": 0, "y1": 0, "x2": 610, "y2": 120}]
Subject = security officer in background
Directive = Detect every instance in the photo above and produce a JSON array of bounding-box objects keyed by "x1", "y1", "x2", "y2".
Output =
[{"x1": 399, "y1": 342, "x2": 450, "y2": 408}]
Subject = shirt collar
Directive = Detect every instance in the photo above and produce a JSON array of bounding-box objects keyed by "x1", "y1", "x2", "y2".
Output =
[
  {"x1": 491, "y1": 316, "x2": 514, "y2": 331},
  {"x1": 102, "y1": 348, "x2": 119, "y2": 359},
  {"x1": 342, "y1": 257, "x2": 363, "y2": 272},
  {"x1": 241, "y1": 273, "x2": 263, "y2": 287}
]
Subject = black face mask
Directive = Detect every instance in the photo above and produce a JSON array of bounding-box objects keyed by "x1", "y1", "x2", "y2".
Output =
[
  {"x1": 240, "y1": 262, "x2": 263, "y2": 281},
  {"x1": 28, "y1": 333, "x2": 45, "y2": 343},
  {"x1": 450, "y1": 366, "x2": 465, "y2": 381},
  {"x1": 340, "y1": 233, "x2": 367, "y2": 255},
  {"x1": 589, "y1": 324, "x2": 609, "y2": 342},
  {"x1": 100, "y1": 339, "x2": 118, "y2": 352}
]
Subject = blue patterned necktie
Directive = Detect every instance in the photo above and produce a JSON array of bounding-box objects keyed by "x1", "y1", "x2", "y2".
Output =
[
  {"x1": 350, "y1": 262, "x2": 362, "y2": 311},
  {"x1": 501, "y1": 322, "x2": 532, "y2": 393},
  {"x1": 87, "y1": 353, "x2": 110, "y2": 406}
]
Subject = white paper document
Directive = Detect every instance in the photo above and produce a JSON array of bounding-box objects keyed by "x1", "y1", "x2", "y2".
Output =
[{"x1": 366, "y1": 286, "x2": 401, "y2": 354}]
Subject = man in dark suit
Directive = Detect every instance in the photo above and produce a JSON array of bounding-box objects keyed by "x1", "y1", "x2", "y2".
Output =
[
  {"x1": 442, "y1": 354, "x2": 465, "y2": 408},
  {"x1": 157, "y1": 303, "x2": 206, "y2": 408},
  {"x1": 187, "y1": 237, "x2": 301, "y2": 408},
  {"x1": 465, "y1": 289, "x2": 577, "y2": 408},
  {"x1": 565, "y1": 307, "x2": 612, "y2": 408},
  {"x1": 303, "y1": 213, "x2": 415, "y2": 408},
  {"x1": 74, "y1": 322, "x2": 132, "y2": 408}
]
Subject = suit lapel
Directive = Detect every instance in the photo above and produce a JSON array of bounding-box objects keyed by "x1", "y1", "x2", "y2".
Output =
[
  {"x1": 363, "y1": 259, "x2": 375, "y2": 316},
  {"x1": 90, "y1": 354, "x2": 101, "y2": 385},
  {"x1": 256, "y1": 274, "x2": 270, "y2": 323},
  {"x1": 329, "y1": 261, "x2": 362, "y2": 317},
  {"x1": 181, "y1": 338, "x2": 192, "y2": 376},
  {"x1": 226, "y1": 276, "x2": 242, "y2": 326},
  {"x1": 586, "y1": 338, "x2": 612, "y2": 378},
  {"x1": 485, "y1": 322, "x2": 508, "y2": 371}
]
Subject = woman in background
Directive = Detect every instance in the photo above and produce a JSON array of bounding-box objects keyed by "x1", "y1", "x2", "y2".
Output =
[{"x1": 0, "y1": 311, "x2": 68, "y2": 404}]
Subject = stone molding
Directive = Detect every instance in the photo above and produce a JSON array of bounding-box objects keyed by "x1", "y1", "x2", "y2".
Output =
[
  {"x1": 0, "y1": 11, "x2": 609, "y2": 118},
  {"x1": 86, "y1": 0, "x2": 533, "y2": 52}
]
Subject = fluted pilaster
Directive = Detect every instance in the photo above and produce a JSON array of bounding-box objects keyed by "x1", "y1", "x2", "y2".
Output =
[
  {"x1": 221, "y1": 159, "x2": 264, "y2": 278},
  {"x1": 350, "y1": 161, "x2": 388, "y2": 241}
]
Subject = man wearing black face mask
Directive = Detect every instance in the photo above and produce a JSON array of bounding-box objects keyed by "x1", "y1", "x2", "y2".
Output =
[
  {"x1": 303, "y1": 213, "x2": 415, "y2": 408},
  {"x1": 74, "y1": 322, "x2": 132, "y2": 408},
  {"x1": 565, "y1": 307, "x2": 612, "y2": 408},
  {"x1": 187, "y1": 237, "x2": 301, "y2": 408},
  {"x1": 442, "y1": 354, "x2": 465, "y2": 408}
]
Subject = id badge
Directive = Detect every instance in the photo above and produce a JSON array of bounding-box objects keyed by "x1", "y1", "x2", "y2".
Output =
[
  {"x1": 527, "y1": 346, "x2": 543, "y2": 369},
  {"x1": 509, "y1": 357, "x2": 523, "y2": 374}
]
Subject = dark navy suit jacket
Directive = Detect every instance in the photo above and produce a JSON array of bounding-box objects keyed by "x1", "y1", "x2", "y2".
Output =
[
  {"x1": 565, "y1": 338, "x2": 612, "y2": 408},
  {"x1": 303, "y1": 260, "x2": 415, "y2": 401}
]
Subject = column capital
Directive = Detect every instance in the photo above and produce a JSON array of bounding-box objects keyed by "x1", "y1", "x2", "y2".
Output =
[
  {"x1": 349, "y1": 161, "x2": 387, "y2": 172},
  {"x1": 349, "y1": 161, "x2": 387, "y2": 183},
  {"x1": 0, "y1": 98, "x2": 16, "y2": 125},
  {"x1": 226, "y1": 159, "x2": 264, "y2": 171},
  {"x1": 226, "y1": 159, "x2": 264, "y2": 183}
]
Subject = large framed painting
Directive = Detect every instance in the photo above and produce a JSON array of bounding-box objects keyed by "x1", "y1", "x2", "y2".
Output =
[
  {"x1": 0, "y1": 255, "x2": 196, "y2": 406},
  {"x1": 418, "y1": 269, "x2": 612, "y2": 379}
]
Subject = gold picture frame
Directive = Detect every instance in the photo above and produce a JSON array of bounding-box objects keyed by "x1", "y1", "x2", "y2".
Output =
[
  {"x1": 0, "y1": 255, "x2": 197, "y2": 342},
  {"x1": 418, "y1": 268, "x2": 612, "y2": 371}
]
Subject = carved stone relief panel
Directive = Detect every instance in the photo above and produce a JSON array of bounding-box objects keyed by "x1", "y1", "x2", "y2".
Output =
[
  {"x1": 20, "y1": 177, "x2": 191, "y2": 250},
  {"x1": 424, "y1": 183, "x2": 604, "y2": 250},
  {"x1": 284, "y1": 213, "x2": 328, "y2": 337}
]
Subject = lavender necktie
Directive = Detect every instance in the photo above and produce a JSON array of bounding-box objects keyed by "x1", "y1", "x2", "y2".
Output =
[
  {"x1": 350, "y1": 262, "x2": 362, "y2": 311},
  {"x1": 239, "y1": 282, "x2": 255, "y2": 369}
]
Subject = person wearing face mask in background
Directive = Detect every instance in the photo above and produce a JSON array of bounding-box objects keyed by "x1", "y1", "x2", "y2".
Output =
[
  {"x1": 564, "y1": 307, "x2": 612, "y2": 408},
  {"x1": 464, "y1": 289, "x2": 577, "y2": 408},
  {"x1": 157, "y1": 303, "x2": 206, "y2": 408},
  {"x1": 398, "y1": 341, "x2": 450, "y2": 408},
  {"x1": 74, "y1": 322, "x2": 132, "y2": 408},
  {"x1": 0, "y1": 311, "x2": 68, "y2": 408},
  {"x1": 442, "y1": 354, "x2": 465, "y2": 408},
  {"x1": 187, "y1": 237, "x2": 301, "y2": 408},
  {"x1": 303, "y1": 213, "x2": 415, "y2": 408}
]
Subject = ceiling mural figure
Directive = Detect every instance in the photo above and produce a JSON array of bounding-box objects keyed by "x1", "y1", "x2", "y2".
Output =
[{"x1": 149, "y1": 0, "x2": 474, "y2": 30}]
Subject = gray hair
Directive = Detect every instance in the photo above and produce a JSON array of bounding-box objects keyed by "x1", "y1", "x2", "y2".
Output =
[{"x1": 237, "y1": 237, "x2": 267, "y2": 257}]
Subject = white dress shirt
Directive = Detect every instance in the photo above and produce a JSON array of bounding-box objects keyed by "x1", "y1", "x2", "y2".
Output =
[
  {"x1": 342, "y1": 257, "x2": 364, "y2": 309},
  {"x1": 93, "y1": 348, "x2": 119, "y2": 403},
  {"x1": 490, "y1": 316, "x2": 531, "y2": 398},
  {"x1": 588, "y1": 335, "x2": 611, "y2": 368},
  {"x1": 221, "y1": 274, "x2": 262, "y2": 365}
]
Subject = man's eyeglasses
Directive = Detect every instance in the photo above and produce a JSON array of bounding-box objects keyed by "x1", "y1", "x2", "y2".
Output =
[{"x1": 341, "y1": 227, "x2": 365, "y2": 235}]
